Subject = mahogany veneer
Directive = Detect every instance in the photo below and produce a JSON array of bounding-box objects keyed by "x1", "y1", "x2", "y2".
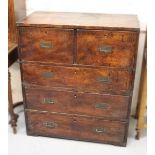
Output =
[{"x1": 17, "y1": 11, "x2": 140, "y2": 146}]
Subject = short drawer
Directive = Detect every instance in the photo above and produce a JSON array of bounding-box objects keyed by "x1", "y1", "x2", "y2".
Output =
[
  {"x1": 26, "y1": 111, "x2": 127, "y2": 146},
  {"x1": 22, "y1": 64, "x2": 133, "y2": 95},
  {"x1": 77, "y1": 30, "x2": 139, "y2": 67},
  {"x1": 24, "y1": 87, "x2": 130, "y2": 120},
  {"x1": 18, "y1": 27, "x2": 74, "y2": 64}
]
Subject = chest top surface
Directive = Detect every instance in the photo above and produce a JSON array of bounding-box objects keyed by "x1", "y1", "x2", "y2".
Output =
[{"x1": 17, "y1": 11, "x2": 139, "y2": 31}]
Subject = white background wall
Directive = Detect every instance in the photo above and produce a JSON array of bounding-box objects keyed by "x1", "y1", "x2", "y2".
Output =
[
  {"x1": 25, "y1": 0, "x2": 147, "y2": 114},
  {"x1": 26, "y1": 0, "x2": 147, "y2": 25}
]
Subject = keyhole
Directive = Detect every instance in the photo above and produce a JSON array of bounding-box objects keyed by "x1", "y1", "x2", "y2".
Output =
[{"x1": 73, "y1": 119, "x2": 77, "y2": 123}]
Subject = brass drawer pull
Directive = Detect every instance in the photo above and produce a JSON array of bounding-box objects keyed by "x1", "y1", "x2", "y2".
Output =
[
  {"x1": 94, "y1": 128, "x2": 107, "y2": 134},
  {"x1": 41, "y1": 72, "x2": 54, "y2": 79},
  {"x1": 96, "y1": 76, "x2": 112, "y2": 83},
  {"x1": 98, "y1": 45, "x2": 112, "y2": 54},
  {"x1": 95, "y1": 103, "x2": 108, "y2": 109},
  {"x1": 42, "y1": 98, "x2": 55, "y2": 104},
  {"x1": 43, "y1": 121, "x2": 58, "y2": 128},
  {"x1": 40, "y1": 41, "x2": 53, "y2": 49}
]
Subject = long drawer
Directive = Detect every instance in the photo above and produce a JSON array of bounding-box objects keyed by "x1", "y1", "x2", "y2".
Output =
[
  {"x1": 26, "y1": 111, "x2": 127, "y2": 146},
  {"x1": 24, "y1": 87, "x2": 130, "y2": 120},
  {"x1": 19, "y1": 27, "x2": 74, "y2": 64},
  {"x1": 21, "y1": 63, "x2": 133, "y2": 95},
  {"x1": 77, "y1": 29, "x2": 138, "y2": 68}
]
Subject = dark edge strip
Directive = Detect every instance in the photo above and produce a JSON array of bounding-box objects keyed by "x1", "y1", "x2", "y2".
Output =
[
  {"x1": 16, "y1": 24, "x2": 140, "y2": 32},
  {"x1": 73, "y1": 29, "x2": 77, "y2": 64},
  {"x1": 17, "y1": 27, "x2": 29, "y2": 135}
]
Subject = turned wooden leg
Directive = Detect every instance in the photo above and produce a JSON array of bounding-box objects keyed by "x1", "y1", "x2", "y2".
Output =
[
  {"x1": 135, "y1": 129, "x2": 140, "y2": 140},
  {"x1": 134, "y1": 100, "x2": 140, "y2": 119},
  {"x1": 135, "y1": 58, "x2": 147, "y2": 140},
  {"x1": 8, "y1": 70, "x2": 19, "y2": 134}
]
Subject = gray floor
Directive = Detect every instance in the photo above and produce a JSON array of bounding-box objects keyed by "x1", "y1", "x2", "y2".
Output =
[{"x1": 8, "y1": 63, "x2": 147, "y2": 155}]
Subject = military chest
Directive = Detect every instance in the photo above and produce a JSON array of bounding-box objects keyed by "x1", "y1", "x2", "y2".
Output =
[{"x1": 17, "y1": 11, "x2": 139, "y2": 146}]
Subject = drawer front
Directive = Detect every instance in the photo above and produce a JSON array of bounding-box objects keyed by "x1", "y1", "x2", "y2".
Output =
[
  {"x1": 19, "y1": 27, "x2": 74, "y2": 64},
  {"x1": 22, "y1": 64, "x2": 133, "y2": 94},
  {"x1": 77, "y1": 30, "x2": 138, "y2": 67},
  {"x1": 25, "y1": 87, "x2": 130, "y2": 120},
  {"x1": 26, "y1": 111, "x2": 127, "y2": 145}
]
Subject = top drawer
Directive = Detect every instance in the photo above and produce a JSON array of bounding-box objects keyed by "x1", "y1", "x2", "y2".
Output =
[
  {"x1": 18, "y1": 27, "x2": 74, "y2": 64},
  {"x1": 77, "y1": 30, "x2": 139, "y2": 68}
]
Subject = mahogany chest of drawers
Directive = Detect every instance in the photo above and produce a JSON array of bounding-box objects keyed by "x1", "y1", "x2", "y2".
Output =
[{"x1": 17, "y1": 11, "x2": 139, "y2": 146}]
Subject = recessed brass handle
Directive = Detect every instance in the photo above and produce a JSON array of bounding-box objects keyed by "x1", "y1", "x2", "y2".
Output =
[
  {"x1": 96, "y1": 76, "x2": 112, "y2": 83},
  {"x1": 40, "y1": 41, "x2": 53, "y2": 49},
  {"x1": 41, "y1": 72, "x2": 54, "y2": 79},
  {"x1": 94, "y1": 128, "x2": 107, "y2": 134},
  {"x1": 42, "y1": 98, "x2": 55, "y2": 104},
  {"x1": 95, "y1": 103, "x2": 108, "y2": 109},
  {"x1": 43, "y1": 121, "x2": 58, "y2": 128},
  {"x1": 98, "y1": 45, "x2": 112, "y2": 54}
]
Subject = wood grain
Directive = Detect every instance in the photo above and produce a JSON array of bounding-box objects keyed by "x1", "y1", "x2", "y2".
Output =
[
  {"x1": 77, "y1": 30, "x2": 139, "y2": 67},
  {"x1": 17, "y1": 11, "x2": 139, "y2": 31},
  {"x1": 24, "y1": 87, "x2": 130, "y2": 120},
  {"x1": 21, "y1": 63, "x2": 133, "y2": 95},
  {"x1": 19, "y1": 27, "x2": 74, "y2": 64},
  {"x1": 26, "y1": 111, "x2": 127, "y2": 146},
  {"x1": 17, "y1": 11, "x2": 140, "y2": 146}
]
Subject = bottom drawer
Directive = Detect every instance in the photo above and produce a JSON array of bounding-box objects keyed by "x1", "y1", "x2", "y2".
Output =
[{"x1": 26, "y1": 111, "x2": 127, "y2": 146}]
